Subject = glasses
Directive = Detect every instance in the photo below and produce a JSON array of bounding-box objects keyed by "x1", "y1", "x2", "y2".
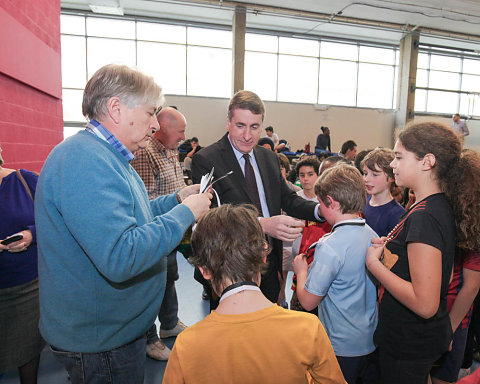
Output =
[{"x1": 155, "y1": 106, "x2": 163, "y2": 117}]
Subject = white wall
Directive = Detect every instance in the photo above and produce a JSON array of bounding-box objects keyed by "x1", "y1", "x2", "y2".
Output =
[
  {"x1": 165, "y1": 94, "x2": 396, "y2": 152},
  {"x1": 166, "y1": 94, "x2": 479, "y2": 153}
]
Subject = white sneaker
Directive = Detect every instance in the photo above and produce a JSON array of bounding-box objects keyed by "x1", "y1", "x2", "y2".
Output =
[
  {"x1": 160, "y1": 321, "x2": 188, "y2": 339},
  {"x1": 146, "y1": 340, "x2": 171, "y2": 361}
]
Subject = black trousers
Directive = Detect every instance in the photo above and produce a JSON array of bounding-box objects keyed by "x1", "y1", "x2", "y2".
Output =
[
  {"x1": 378, "y1": 350, "x2": 438, "y2": 384},
  {"x1": 462, "y1": 291, "x2": 480, "y2": 368}
]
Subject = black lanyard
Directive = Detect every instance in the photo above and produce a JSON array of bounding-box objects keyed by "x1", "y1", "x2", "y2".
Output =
[{"x1": 221, "y1": 281, "x2": 258, "y2": 297}]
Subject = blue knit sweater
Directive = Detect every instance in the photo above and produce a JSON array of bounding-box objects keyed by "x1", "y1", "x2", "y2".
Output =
[{"x1": 35, "y1": 131, "x2": 194, "y2": 352}]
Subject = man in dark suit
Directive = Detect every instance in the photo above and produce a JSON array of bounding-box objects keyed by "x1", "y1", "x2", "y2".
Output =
[{"x1": 192, "y1": 90, "x2": 321, "y2": 303}]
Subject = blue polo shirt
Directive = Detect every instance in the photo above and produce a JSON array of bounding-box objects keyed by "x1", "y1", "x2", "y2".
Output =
[{"x1": 305, "y1": 218, "x2": 378, "y2": 357}]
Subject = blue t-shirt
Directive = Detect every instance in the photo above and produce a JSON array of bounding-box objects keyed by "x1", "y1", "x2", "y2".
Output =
[
  {"x1": 305, "y1": 218, "x2": 378, "y2": 357},
  {"x1": 363, "y1": 197, "x2": 405, "y2": 237}
]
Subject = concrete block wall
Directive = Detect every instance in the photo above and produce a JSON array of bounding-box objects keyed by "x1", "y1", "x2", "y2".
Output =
[{"x1": 0, "y1": 0, "x2": 62, "y2": 173}]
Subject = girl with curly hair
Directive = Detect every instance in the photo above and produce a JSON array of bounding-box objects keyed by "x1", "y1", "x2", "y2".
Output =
[
  {"x1": 430, "y1": 149, "x2": 480, "y2": 384},
  {"x1": 365, "y1": 122, "x2": 480, "y2": 384}
]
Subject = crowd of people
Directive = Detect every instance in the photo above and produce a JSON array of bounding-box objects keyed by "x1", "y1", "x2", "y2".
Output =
[{"x1": 1, "y1": 63, "x2": 480, "y2": 384}]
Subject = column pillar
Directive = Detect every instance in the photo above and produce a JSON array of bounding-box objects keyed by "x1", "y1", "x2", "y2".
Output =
[
  {"x1": 395, "y1": 31, "x2": 419, "y2": 139},
  {"x1": 232, "y1": 6, "x2": 246, "y2": 94}
]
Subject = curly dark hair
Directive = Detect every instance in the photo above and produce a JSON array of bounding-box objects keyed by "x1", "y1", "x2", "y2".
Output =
[
  {"x1": 398, "y1": 122, "x2": 480, "y2": 250},
  {"x1": 295, "y1": 156, "x2": 320, "y2": 175},
  {"x1": 446, "y1": 149, "x2": 480, "y2": 250}
]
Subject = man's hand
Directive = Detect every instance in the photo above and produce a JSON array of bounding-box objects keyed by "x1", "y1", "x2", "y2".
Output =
[
  {"x1": 182, "y1": 192, "x2": 213, "y2": 221},
  {"x1": 260, "y1": 215, "x2": 304, "y2": 242},
  {"x1": 178, "y1": 184, "x2": 200, "y2": 202},
  {"x1": 292, "y1": 253, "x2": 308, "y2": 276}
]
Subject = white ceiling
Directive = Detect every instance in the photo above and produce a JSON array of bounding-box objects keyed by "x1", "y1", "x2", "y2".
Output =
[{"x1": 60, "y1": 0, "x2": 480, "y2": 49}]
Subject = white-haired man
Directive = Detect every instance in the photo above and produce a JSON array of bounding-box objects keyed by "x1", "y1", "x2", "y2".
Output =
[{"x1": 36, "y1": 64, "x2": 211, "y2": 383}]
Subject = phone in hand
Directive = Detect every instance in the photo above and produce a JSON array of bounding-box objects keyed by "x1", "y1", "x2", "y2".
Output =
[{"x1": 1, "y1": 234, "x2": 24, "y2": 246}]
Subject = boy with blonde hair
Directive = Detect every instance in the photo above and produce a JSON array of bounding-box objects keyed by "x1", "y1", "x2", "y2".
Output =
[{"x1": 293, "y1": 164, "x2": 378, "y2": 383}]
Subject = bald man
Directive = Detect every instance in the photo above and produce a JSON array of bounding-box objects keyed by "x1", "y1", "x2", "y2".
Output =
[{"x1": 131, "y1": 107, "x2": 188, "y2": 361}]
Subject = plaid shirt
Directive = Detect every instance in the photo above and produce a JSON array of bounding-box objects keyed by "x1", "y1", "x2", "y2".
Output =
[
  {"x1": 85, "y1": 119, "x2": 134, "y2": 162},
  {"x1": 131, "y1": 136, "x2": 185, "y2": 200}
]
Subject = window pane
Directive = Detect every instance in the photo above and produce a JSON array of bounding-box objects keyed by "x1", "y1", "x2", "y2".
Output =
[
  {"x1": 417, "y1": 53, "x2": 429, "y2": 69},
  {"x1": 318, "y1": 59, "x2": 357, "y2": 106},
  {"x1": 187, "y1": 27, "x2": 232, "y2": 48},
  {"x1": 245, "y1": 33, "x2": 277, "y2": 53},
  {"x1": 137, "y1": 42, "x2": 186, "y2": 95},
  {"x1": 461, "y1": 74, "x2": 480, "y2": 93},
  {"x1": 244, "y1": 51, "x2": 277, "y2": 101},
  {"x1": 64, "y1": 127, "x2": 83, "y2": 140},
  {"x1": 473, "y1": 95, "x2": 480, "y2": 117},
  {"x1": 459, "y1": 94, "x2": 470, "y2": 116},
  {"x1": 393, "y1": 67, "x2": 398, "y2": 109},
  {"x1": 137, "y1": 22, "x2": 186, "y2": 44},
  {"x1": 279, "y1": 37, "x2": 318, "y2": 56},
  {"x1": 416, "y1": 69, "x2": 428, "y2": 88},
  {"x1": 87, "y1": 38, "x2": 136, "y2": 78},
  {"x1": 61, "y1": 35, "x2": 87, "y2": 89},
  {"x1": 395, "y1": 50, "x2": 400, "y2": 66},
  {"x1": 429, "y1": 54, "x2": 461, "y2": 72},
  {"x1": 277, "y1": 55, "x2": 318, "y2": 103},
  {"x1": 426, "y1": 90, "x2": 458, "y2": 114},
  {"x1": 463, "y1": 59, "x2": 480, "y2": 75},
  {"x1": 414, "y1": 89, "x2": 427, "y2": 112},
  {"x1": 86, "y1": 17, "x2": 135, "y2": 39},
  {"x1": 320, "y1": 42, "x2": 358, "y2": 61},
  {"x1": 61, "y1": 15, "x2": 85, "y2": 35},
  {"x1": 187, "y1": 47, "x2": 231, "y2": 97},
  {"x1": 359, "y1": 46, "x2": 394, "y2": 65},
  {"x1": 357, "y1": 63, "x2": 394, "y2": 109},
  {"x1": 429, "y1": 70, "x2": 460, "y2": 91},
  {"x1": 62, "y1": 89, "x2": 85, "y2": 122}
]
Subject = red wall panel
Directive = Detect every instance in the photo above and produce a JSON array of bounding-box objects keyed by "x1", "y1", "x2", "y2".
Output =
[{"x1": 0, "y1": 0, "x2": 62, "y2": 173}]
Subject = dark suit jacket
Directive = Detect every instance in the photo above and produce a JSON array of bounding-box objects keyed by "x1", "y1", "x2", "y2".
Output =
[{"x1": 192, "y1": 134, "x2": 318, "y2": 272}]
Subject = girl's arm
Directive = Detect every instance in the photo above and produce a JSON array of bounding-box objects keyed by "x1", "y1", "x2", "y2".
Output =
[
  {"x1": 449, "y1": 268, "x2": 480, "y2": 332},
  {"x1": 367, "y1": 242, "x2": 442, "y2": 319}
]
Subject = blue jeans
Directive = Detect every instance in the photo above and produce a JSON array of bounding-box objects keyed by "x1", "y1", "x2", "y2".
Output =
[
  {"x1": 146, "y1": 250, "x2": 179, "y2": 344},
  {"x1": 51, "y1": 336, "x2": 146, "y2": 384}
]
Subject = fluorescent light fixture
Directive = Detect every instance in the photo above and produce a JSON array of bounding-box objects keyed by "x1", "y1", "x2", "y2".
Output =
[{"x1": 89, "y1": 4, "x2": 124, "y2": 15}]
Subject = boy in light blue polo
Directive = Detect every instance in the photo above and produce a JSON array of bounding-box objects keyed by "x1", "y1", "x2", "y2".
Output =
[{"x1": 293, "y1": 164, "x2": 378, "y2": 384}]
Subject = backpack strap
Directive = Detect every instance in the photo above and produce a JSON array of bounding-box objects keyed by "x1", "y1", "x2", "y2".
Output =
[{"x1": 16, "y1": 169, "x2": 34, "y2": 200}]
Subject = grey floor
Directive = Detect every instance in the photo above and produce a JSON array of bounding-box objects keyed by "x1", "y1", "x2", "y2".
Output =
[{"x1": 1, "y1": 255, "x2": 478, "y2": 383}]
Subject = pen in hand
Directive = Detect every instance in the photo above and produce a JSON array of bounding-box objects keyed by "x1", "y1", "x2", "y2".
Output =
[{"x1": 210, "y1": 171, "x2": 233, "y2": 187}]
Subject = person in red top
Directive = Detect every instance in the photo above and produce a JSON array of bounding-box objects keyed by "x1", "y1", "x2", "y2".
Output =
[
  {"x1": 456, "y1": 368, "x2": 480, "y2": 384},
  {"x1": 431, "y1": 249, "x2": 480, "y2": 384}
]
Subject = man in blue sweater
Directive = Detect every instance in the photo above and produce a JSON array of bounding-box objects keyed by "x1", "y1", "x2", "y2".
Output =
[{"x1": 35, "y1": 64, "x2": 212, "y2": 384}]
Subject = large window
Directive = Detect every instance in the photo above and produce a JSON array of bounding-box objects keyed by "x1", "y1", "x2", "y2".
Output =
[
  {"x1": 415, "y1": 48, "x2": 480, "y2": 117},
  {"x1": 244, "y1": 32, "x2": 398, "y2": 108},
  {"x1": 61, "y1": 13, "x2": 399, "y2": 131},
  {"x1": 60, "y1": 14, "x2": 232, "y2": 127}
]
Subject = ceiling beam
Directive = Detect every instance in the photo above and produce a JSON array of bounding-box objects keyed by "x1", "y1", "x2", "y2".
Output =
[{"x1": 166, "y1": 0, "x2": 480, "y2": 42}]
